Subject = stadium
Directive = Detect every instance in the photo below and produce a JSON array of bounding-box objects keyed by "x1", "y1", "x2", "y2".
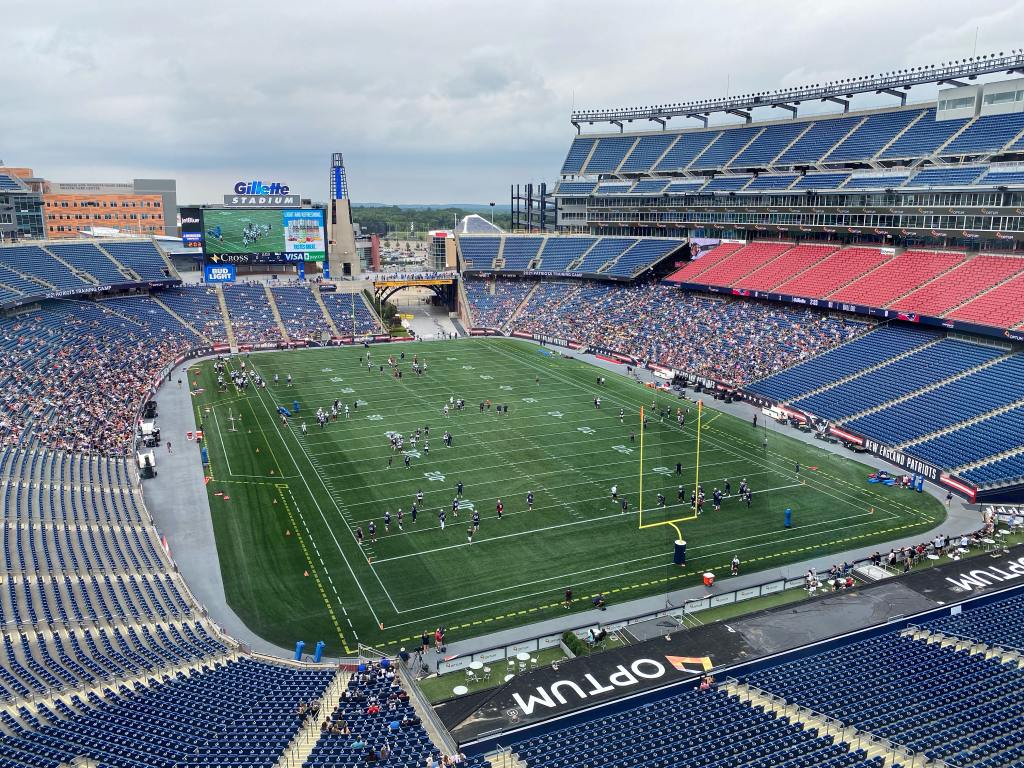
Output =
[{"x1": 4, "y1": 16, "x2": 1024, "y2": 768}]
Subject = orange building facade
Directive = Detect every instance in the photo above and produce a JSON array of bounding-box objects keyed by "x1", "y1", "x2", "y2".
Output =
[{"x1": 44, "y1": 191, "x2": 165, "y2": 238}]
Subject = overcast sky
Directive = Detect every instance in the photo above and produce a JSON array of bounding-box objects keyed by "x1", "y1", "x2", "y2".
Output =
[{"x1": 5, "y1": 0, "x2": 1024, "y2": 205}]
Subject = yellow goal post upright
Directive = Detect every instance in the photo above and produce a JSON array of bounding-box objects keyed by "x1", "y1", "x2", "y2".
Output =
[{"x1": 637, "y1": 399, "x2": 702, "y2": 566}]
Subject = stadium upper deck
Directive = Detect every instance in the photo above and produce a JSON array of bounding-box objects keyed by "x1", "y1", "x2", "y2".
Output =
[{"x1": 555, "y1": 75, "x2": 1024, "y2": 246}]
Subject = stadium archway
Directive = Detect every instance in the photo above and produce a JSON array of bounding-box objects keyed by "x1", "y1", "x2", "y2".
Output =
[{"x1": 373, "y1": 276, "x2": 458, "y2": 311}]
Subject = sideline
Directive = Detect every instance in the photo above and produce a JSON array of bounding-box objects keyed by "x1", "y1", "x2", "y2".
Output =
[{"x1": 145, "y1": 337, "x2": 978, "y2": 662}]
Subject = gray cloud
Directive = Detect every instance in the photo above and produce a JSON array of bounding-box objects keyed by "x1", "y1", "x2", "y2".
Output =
[{"x1": 4, "y1": 0, "x2": 1023, "y2": 204}]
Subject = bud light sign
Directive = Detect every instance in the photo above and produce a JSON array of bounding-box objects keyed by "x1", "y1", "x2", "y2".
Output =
[{"x1": 204, "y1": 263, "x2": 237, "y2": 283}]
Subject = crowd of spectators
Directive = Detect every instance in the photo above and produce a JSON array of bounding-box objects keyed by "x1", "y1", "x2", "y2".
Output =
[
  {"x1": 464, "y1": 278, "x2": 533, "y2": 329},
  {"x1": 481, "y1": 279, "x2": 867, "y2": 386},
  {"x1": 0, "y1": 299, "x2": 197, "y2": 456}
]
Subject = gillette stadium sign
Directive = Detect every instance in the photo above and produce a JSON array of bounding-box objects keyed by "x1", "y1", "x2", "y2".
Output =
[{"x1": 224, "y1": 180, "x2": 299, "y2": 206}]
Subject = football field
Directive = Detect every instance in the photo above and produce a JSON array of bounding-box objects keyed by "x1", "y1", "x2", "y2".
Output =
[{"x1": 189, "y1": 338, "x2": 944, "y2": 656}]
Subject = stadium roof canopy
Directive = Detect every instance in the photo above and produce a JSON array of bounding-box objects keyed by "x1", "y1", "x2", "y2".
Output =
[
  {"x1": 455, "y1": 214, "x2": 503, "y2": 235},
  {"x1": 572, "y1": 50, "x2": 1024, "y2": 130}
]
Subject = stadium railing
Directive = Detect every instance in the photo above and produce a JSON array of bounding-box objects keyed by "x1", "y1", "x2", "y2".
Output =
[{"x1": 726, "y1": 677, "x2": 922, "y2": 767}]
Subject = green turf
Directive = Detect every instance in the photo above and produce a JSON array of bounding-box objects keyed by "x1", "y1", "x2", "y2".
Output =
[
  {"x1": 188, "y1": 338, "x2": 944, "y2": 656},
  {"x1": 203, "y1": 208, "x2": 286, "y2": 255}
]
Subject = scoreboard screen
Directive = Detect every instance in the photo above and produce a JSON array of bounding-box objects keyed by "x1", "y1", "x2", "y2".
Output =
[{"x1": 201, "y1": 208, "x2": 326, "y2": 262}]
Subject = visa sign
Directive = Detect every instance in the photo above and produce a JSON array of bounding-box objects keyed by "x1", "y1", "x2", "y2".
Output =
[
  {"x1": 204, "y1": 263, "x2": 237, "y2": 283},
  {"x1": 233, "y1": 180, "x2": 290, "y2": 195}
]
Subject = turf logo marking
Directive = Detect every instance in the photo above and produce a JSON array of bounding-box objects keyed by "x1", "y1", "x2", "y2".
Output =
[
  {"x1": 479, "y1": 375, "x2": 494, "y2": 380},
  {"x1": 522, "y1": 397, "x2": 538, "y2": 403},
  {"x1": 651, "y1": 466, "x2": 673, "y2": 476},
  {"x1": 612, "y1": 444, "x2": 633, "y2": 454},
  {"x1": 424, "y1": 471, "x2": 446, "y2": 482},
  {"x1": 338, "y1": 387, "x2": 355, "y2": 394},
  {"x1": 577, "y1": 426, "x2": 596, "y2": 434},
  {"x1": 403, "y1": 450, "x2": 422, "y2": 459},
  {"x1": 366, "y1": 414, "x2": 383, "y2": 421},
  {"x1": 330, "y1": 376, "x2": 345, "y2": 383},
  {"x1": 462, "y1": 365, "x2": 475, "y2": 370},
  {"x1": 500, "y1": 385, "x2": 513, "y2": 391},
  {"x1": 321, "y1": 368, "x2": 333, "y2": 372},
  {"x1": 547, "y1": 411, "x2": 564, "y2": 418}
]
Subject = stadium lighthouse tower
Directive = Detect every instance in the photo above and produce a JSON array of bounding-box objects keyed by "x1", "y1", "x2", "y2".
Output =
[{"x1": 327, "y1": 152, "x2": 360, "y2": 279}]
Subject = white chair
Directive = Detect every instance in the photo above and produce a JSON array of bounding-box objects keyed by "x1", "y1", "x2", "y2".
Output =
[{"x1": 483, "y1": 666, "x2": 492, "y2": 681}]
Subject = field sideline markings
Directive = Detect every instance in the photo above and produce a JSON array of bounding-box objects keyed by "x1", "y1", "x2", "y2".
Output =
[
  {"x1": 381, "y1": 516, "x2": 928, "y2": 636},
  {"x1": 275, "y1": 484, "x2": 354, "y2": 652},
  {"x1": 240, "y1": 360, "x2": 389, "y2": 626},
  {"x1": 247, "y1": 359, "x2": 400, "y2": 617},
  {"x1": 378, "y1": 483, "x2": 897, "y2": 619},
  {"x1": 488, "y1": 340, "x2": 937, "y2": 531}
]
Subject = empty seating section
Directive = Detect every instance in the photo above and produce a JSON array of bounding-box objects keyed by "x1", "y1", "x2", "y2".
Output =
[
  {"x1": 947, "y1": 272, "x2": 1024, "y2": 328},
  {"x1": 907, "y1": 405, "x2": 1024, "y2": 471},
  {"x1": 826, "y1": 109, "x2": 923, "y2": 161},
  {"x1": 746, "y1": 174, "x2": 798, "y2": 191},
  {"x1": 0, "y1": 246, "x2": 91, "y2": 290},
  {"x1": 472, "y1": 687, "x2": 883, "y2": 768},
  {"x1": 880, "y1": 110, "x2": 966, "y2": 158},
  {"x1": 665, "y1": 180, "x2": 706, "y2": 193},
  {"x1": 320, "y1": 293, "x2": 381, "y2": 336},
  {"x1": 982, "y1": 168, "x2": 1024, "y2": 185},
  {"x1": 691, "y1": 127, "x2": 760, "y2": 170},
  {"x1": 942, "y1": 112, "x2": 1024, "y2": 154},
  {"x1": 731, "y1": 122, "x2": 807, "y2": 166},
  {"x1": 791, "y1": 172, "x2": 850, "y2": 190},
  {"x1": 735, "y1": 245, "x2": 837, "y2": 291},
  {"x1": 703, "y1": 176, "x2": 752, "y2": 192},
  {"x1": 305, "y1": 662, "x2": 438, "y2": 768},
  {"x1": 582, "y1": 136, "x2": 636, "y2": 173},
  {"x1": 537, "y1": 237, "x2": 596, "y2": 270},
  {"x1": 894, "y1": 255, "x2": 1024, "y2": 317},
  {"x1": 221, "y1": 283, "x2": 283, "y2": 344},
  {"x1": 99, "y1": 241, "x2": 170, "y2": 281},
  {"x1": 0, "y1": 173, "x2": 24, "y2": 191},
  {"x1": 745, "y1": 632, "x2": 1024, "y2": 766},
  {"x1": 963, "y1": 454, "x2": 1024, "y2": 487},
  {"x1": 554, "y1": 181, "x2": 595, "y2": 195},
  {"x1": 654, "y1": 131, "x2": 720, "y2": 171},
  {"x1": 0, "y1": 263, "x2": 45, "y2": 294},
  {"x1": 843, "y1": 173, "x2": 909, "y2": 189},
  {"x1": 457, "y1": 236, "x2": 501, "y2": 268},
  {"x1": 664, "y1": 241, "x2": 745, "y2": 283},
  {"x1": 154, "y1": 285, "x2": 229, "y2": 341},
  {"x1": 925, "y1": 593, "x2": 1024, "y2": 649},
  {"x1": 0, "y1": 658, "x2": 333, "y2": 768},
  {"x1": 574, "y1": 237, "x2": 636, "y2": 273},
  {"x1": 560, "y1": 137, "x2": 594, "y2": 174},
  {"x1": 465, "y1": 278, "x2": 532, "y2": 328},
  {"x1": 46, "y1": 243, "x2": 127, "y2": 285},
  {"x1": 695, "y1": 242, "x2": 791, "y2": 286},
  {"x1": 500, "y1": 237, "x2": 544, "y2": 270},
  {"x1": 906, "y1": 166, "x2": 986, "y2": 186},
  {"x1": 461, "y1": 235, "x2": 683, "y2": 277},
  {"x1": 846, "y1": 353, "x2": 1024, "y2": 444},
  {"x1": 780, "y1": 115, "x2": 863, "y2": 163},
  {"x1": 745, "y1": 326, "x2": 933, "y2": 402},
  {"x1": 619, "y1": 134, "x2": 676, "y2": 172},
  {"x1": 595, "y1": 182, "x2": 631, "y2": 196},
  {"x1": 775, "y1": 247, "x2": 889, "y2": 298},
  {"x1": 272, "y1": 286, "x2": 331, "y2": 339},
  {"x1": 630, "y1": 179, "x2": 669, "y2": 194},
  {"x1": 791, "y1": 339, "x2": 1001, "y2": 420},
  {"x1": 603, "y1": 239, "x2": 684, "y2": 277},
  {"x1": 827, "y1": 250, "x2": 966, "y2": 306}
]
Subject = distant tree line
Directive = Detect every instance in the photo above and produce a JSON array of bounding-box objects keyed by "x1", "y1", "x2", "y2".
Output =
[{"x1": 351, "y1": 206, "x2": 511, "y2": 236}]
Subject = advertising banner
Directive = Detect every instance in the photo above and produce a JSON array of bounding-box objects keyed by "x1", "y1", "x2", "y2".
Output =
[{"x1": 204, "y1": 263, "x2": 236, "y2": 283}]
